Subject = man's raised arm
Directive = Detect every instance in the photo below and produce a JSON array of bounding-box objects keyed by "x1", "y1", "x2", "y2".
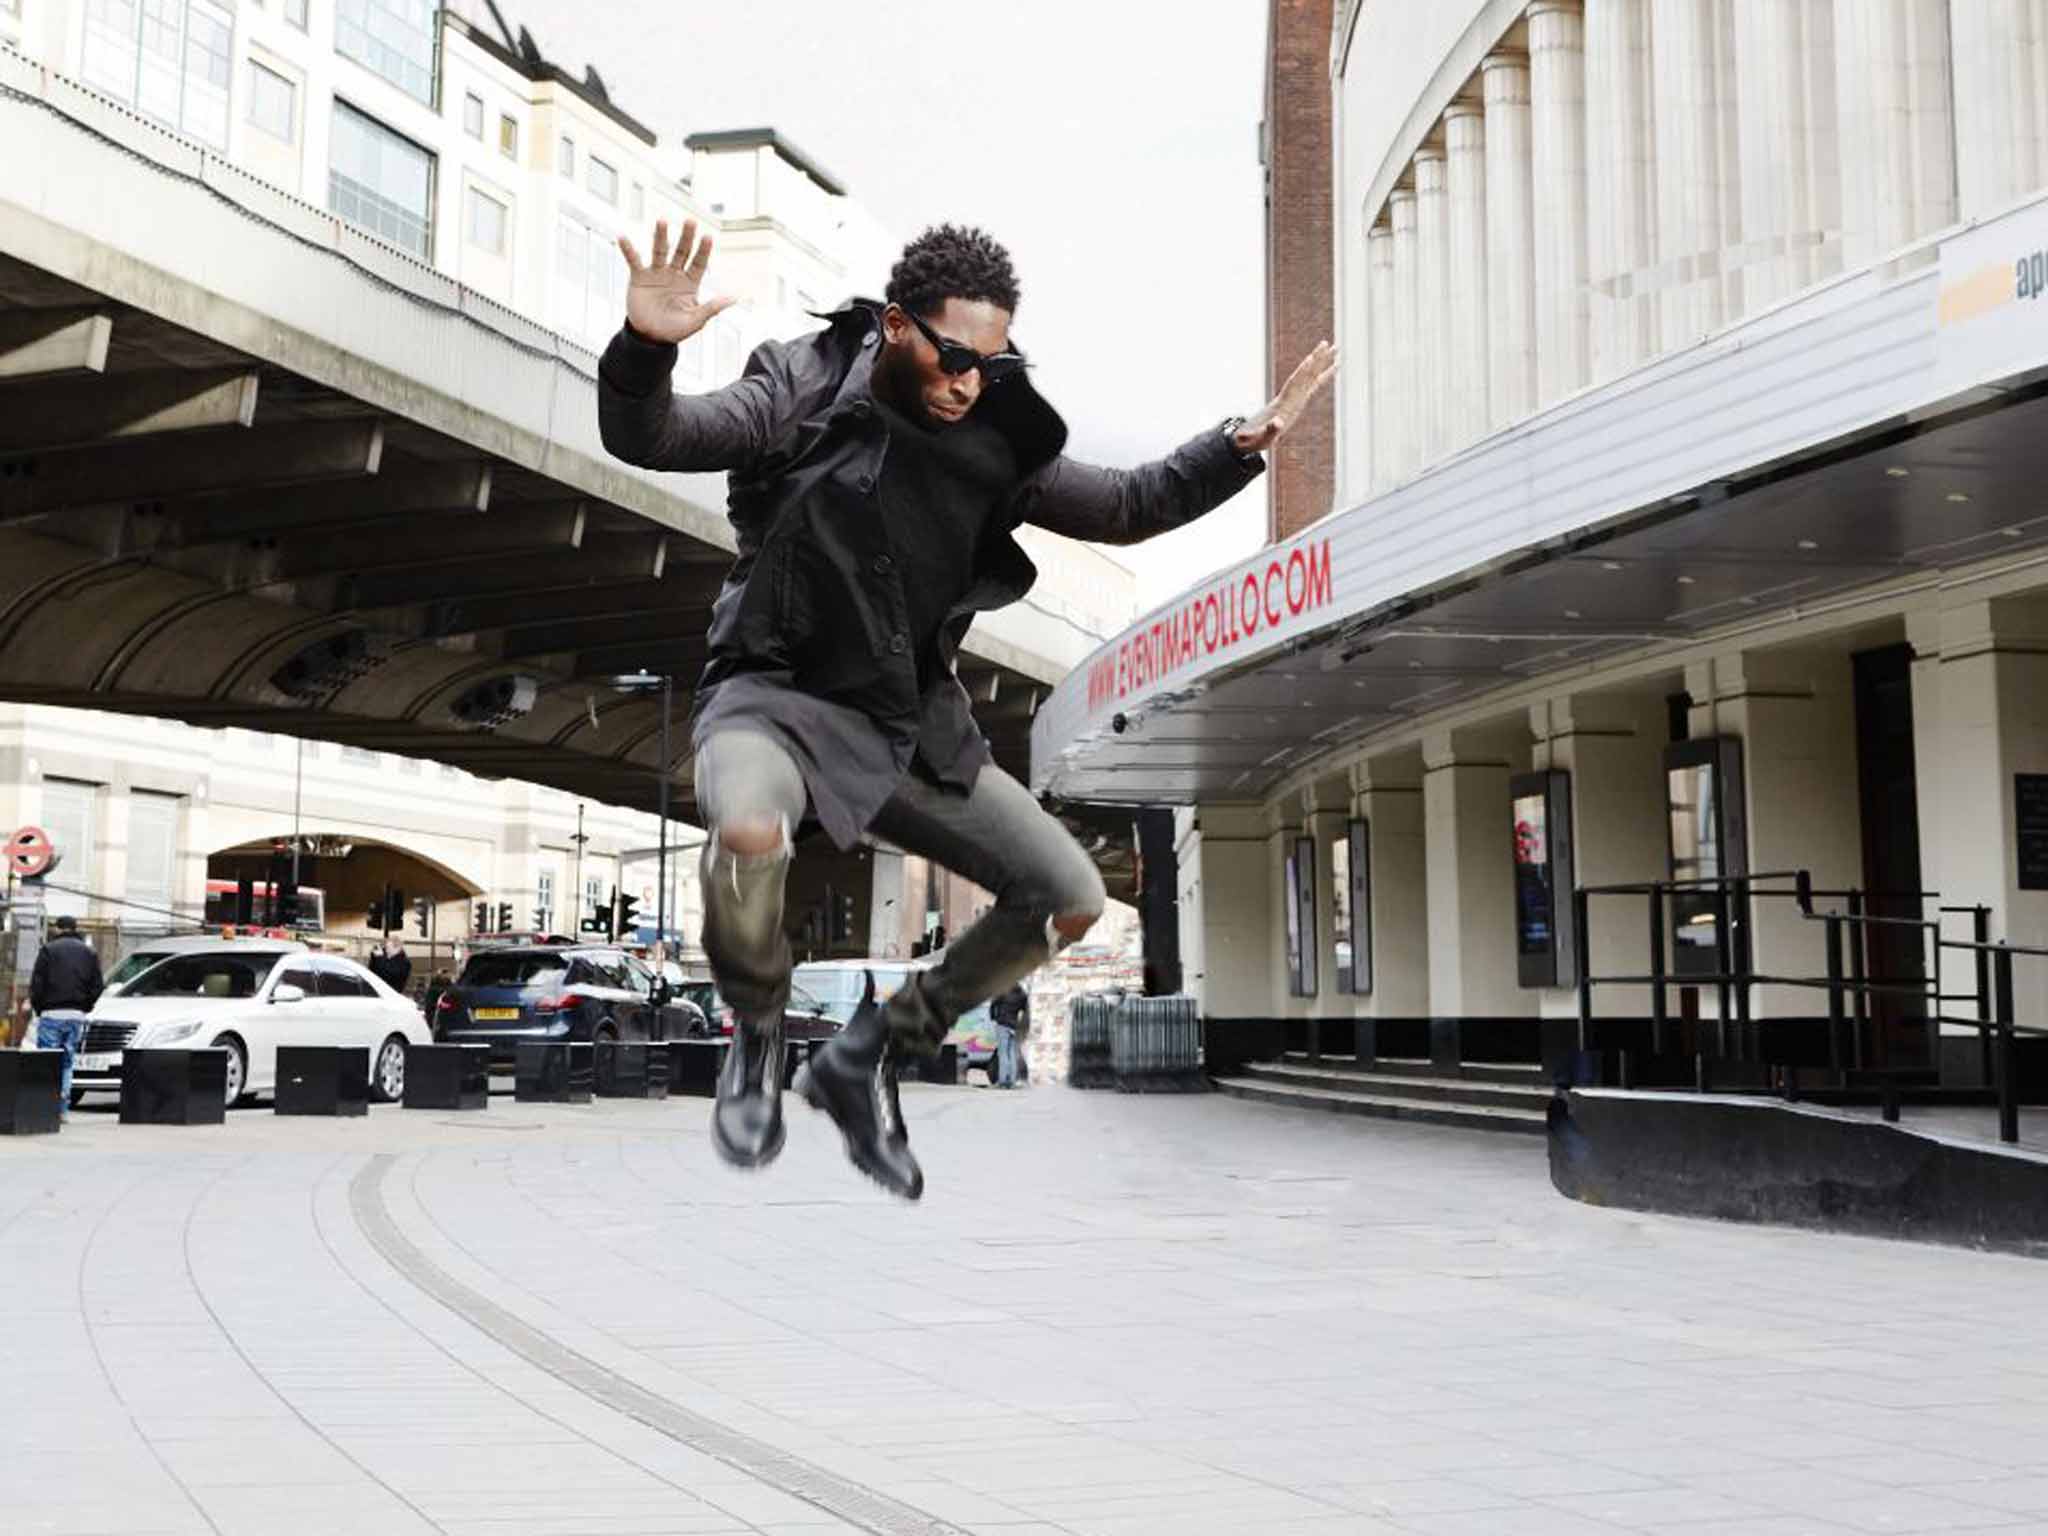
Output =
[
  {"x1": 1014, "y1": 341, "x2": 1338, "y2": 545},
  {"x1": 597, "y1": 218, "x2": 785, "y2": 474}
]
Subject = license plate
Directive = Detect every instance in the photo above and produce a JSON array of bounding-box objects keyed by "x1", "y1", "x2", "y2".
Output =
[
  {"x1": 472, "y1": 1008, "x2": 520, "y2": 1021},
  {"x1": 77, "y1": 1052, "x2": 116, "y2": 1072}
]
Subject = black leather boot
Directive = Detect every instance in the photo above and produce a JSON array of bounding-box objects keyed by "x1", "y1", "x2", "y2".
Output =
[
  {"x1": 794, "y1": 978, "x2": 928, "y2": 1201},
  {"x1": 712, "y1": 1012, "x2": 786, "y2": 1169}
]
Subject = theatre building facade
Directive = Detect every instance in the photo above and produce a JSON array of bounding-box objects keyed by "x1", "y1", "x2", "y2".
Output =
[{"x1": 1032, "y1": 0, "x2": 2048, "y2": 1095}]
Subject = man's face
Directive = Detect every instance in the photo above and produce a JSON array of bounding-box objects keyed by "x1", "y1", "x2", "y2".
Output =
[{"x1": 879, "y1": 298, "x2": 1013, "y2": 428}]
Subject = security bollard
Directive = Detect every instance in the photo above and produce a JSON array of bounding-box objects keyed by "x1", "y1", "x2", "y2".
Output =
[
  {"x1": 403, "y1": 1044, "x2": 488, "y2": 1111},
  {"x1": 275, "y1": 1046, "x2": 371, "y2": 1117},
  {"x1": 595, "y1": 1041, "x2": 669, "y2": 1099},
  {"x1": 0, "y1": 1051, "x2": 61, "y2": 1135},
  {"x1": 668, "y1": 1039, "x2": 723, "y2": 1097},
  {"x1": 514, "y1": 1041, "x2": 593, "y2": 1103},
  {"x1": 121, "y1": 1049, "x2": 229, "y2": 1125}
]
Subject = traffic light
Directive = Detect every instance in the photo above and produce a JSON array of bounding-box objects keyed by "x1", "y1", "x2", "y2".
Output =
[
  {"x1": 412, "y1": 896, "x2": 431, "y2": 936},
  {"x1": 614, "y1": 889, "x2": 640, "y2": 938},
  {"x1": 276, "y1": 874, "x2": 300, "y2": 928},
  {"x1": 234, "y1": 875, "x2": 254, "y2": 925},
  {"x1": 496, "y1": 902, "x2": 513, "y2": 934},
  {"x1": 833, "y1": 891, "x2": 856, "y2": 945},
  {"x1": 379, "y1": 885, "x2": 406, "y2": 933},
  {"x1": 473, "y1": 901, "x2": 489, "y2": 934},
  {"x1": 583, "y1": 895, "x2": 612, "y2": 937},
  {"x1": 532, "y1": 907, "x2": 548, "y2": 934}
]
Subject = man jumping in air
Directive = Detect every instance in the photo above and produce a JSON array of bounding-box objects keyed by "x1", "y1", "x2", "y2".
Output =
[{"x1": 599, "y1": 219, "x2": 1335, "y2": 1200}]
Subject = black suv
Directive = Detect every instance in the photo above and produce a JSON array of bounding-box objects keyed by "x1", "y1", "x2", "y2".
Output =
[{"x1": 434, "y1": 946, "x2": 705, "y2": 1068}]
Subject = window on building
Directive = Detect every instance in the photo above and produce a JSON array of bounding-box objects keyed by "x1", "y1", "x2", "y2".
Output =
[
  {"x1": 555, "y1": 214, "x2": 625, "y2": 342},
  {"x1": 558, "y1": 133, "x2": 575, "y2": 178},
  {"x1": 465, "y1": 185, "x2": 507, "y2": 255},
  {"x1": 38, "y1": 779, "x2": 97, "y2": 921},
  {"x1": 334, "y1": 0, "x2": 435, "y2": 105},
  {"x1": 715, "y1": 325, "x2": 741, "y2": 380},
  {"x1": 588, "y1": 154, "x2": 617, "y2": 204},
  {"x1": 498, "y1": 112, "x2": 517, "y2": 159},
  {"x1": 630, "y1": 182, "x2": 644, "y2": 219},
  {"x1": 248, "y1": 60, "x2": 297, "y2": 142},
  {"x1": 462, "y1": 90, "x2": 483, "y2": 139},
  {"x1": 328, "y1": 100, "x2": 435, "y2": 259},
  {"x1": 535, "y1": 868, "x2": 554, "y2": 934},
  {"x1": 284, "y1": 0, "x2": 307, "y2": 28},
  {"x1": 125, "y1": 791, "x2": 181, "y2": 933},
  {"x1": 82, "y1": 0, "x2": 233, "y2": 151}
]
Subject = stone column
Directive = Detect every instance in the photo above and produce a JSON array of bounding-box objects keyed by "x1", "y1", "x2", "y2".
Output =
[
  {"x1": 1686, "y1": 648, "x2": 1863, "y2": 1018},
  {"x1": 1444, "y1": 102, "x2": 1490, "y2": 452},
  {"x1": 1366, "y1": 218, "x2": 1396, "y2": 492},
  {"x1": 1834, "y1": 0, "x2": 1955, "y2": 268},
  {"x1": 1949, "y1": 0, "x2": 2048, "y2": 221},
  {"x1": 1352, "y1": 755, "x2": 1429, "y2": 1017},
  {"x1": 1423, "y1": 727, "x2": 1525, "y2": 1018},
  {"x1": 1388, "y1": 187, "x2": 1419, "y2": 481},
  {"x1": 1908, "y1": 598, "x2": 2048, "y2": 1053},
  {"x1": 1652, "y1": 0, "x2": 1732, "y2": 345},
  {"x1": 1413, "y1": 146, "x2": 1450, "y2": 469},
  {"x1": 1482, "y1": 50, "x2": 1538, "y2": 427},
  {"x1": 1528, "y1": 691, "x2": 1670, "y2": 1018},
  {"x1": 1528, "y1": 4, "x2": 1589, "y2": 406},
  {"x1": 1585, "y1": 0, "x2": 1660, "y2": 381},
  {"x1": 1733, "y1": 0, "x2": 1838, "y2": 310},
  {"x1": 1179, "y1": 804, "x2": 1274, "y2": 1022}
]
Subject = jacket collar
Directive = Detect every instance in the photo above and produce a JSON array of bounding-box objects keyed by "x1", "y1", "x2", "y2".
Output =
[{"x1": 815, "y1": 300, "x2": 1070, "y2": 473}]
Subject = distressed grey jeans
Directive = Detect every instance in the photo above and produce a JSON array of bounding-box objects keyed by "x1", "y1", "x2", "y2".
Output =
[{"x1": 695, "y1": 728, "x2": 1105, "y2": 1034}]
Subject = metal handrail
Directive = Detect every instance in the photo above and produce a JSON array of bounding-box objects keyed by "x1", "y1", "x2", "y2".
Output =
[{"x1": 1572, "y1": 870, "x2": 2038, "y2": 1144}]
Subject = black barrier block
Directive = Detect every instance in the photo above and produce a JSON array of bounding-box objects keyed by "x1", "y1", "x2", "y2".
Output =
[
  {"x1": 595, "y1": 1041, "x2": 668, "y2": 1099},
  {"x1": 669, "y1": 1039, "x2": 723, "y2": 1097},
  {"x1": 514, "y1": 1042, "x2": 592, "y2": 1103},
  {"x1": 0, "y1": 1051, "x2": 61, "y2": 1135},
  {"x1": 120, "y1": 1049, "x2": 228, "y2": 1126},
  {"x1": 914, "y1": 1043, "x2": 959, "y2": 1085},
  {"x1": 1199, "y1": 1017, "x2": 1284, "y2": 1078},
  {"x1": 403, "y1": 1044, "x2": 488, "y2": 1110},
  {"x1": 275, "y1": 1046, "x2": 371, "y2": 1117},
  {"x1": 1551, "y1": 1087, "x2": 2048, "y2": 1258}
]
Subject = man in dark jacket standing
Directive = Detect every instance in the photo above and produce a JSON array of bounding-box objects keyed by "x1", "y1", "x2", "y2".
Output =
[
  {"x1": 600, "y1": 219, "x2": 1335, "y2": 1200},
  {"x1": 30, "y1": 915, "x2": 104, "y2": 1115}
]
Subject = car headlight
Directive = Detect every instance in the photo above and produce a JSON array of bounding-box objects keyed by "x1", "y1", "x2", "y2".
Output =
[{"x1": 139, "y1": 1021, "x2": 202, "y2": 1046}]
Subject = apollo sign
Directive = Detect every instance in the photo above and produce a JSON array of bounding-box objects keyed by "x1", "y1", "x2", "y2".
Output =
[{"x1": 1084, "y1": 537, "x2": 1335, "y2": 715}]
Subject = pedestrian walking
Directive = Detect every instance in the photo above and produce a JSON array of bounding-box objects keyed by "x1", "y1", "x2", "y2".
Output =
[
  {"x1": 601, "y1": 219, "x2": 1336, "y2": 1200},
  {"x1": 990, "y1": 982, "x2": 1028, "y2": 1089},
  {"x1": 30, "y1": 915, "x2": 104, "y2": 1116}
]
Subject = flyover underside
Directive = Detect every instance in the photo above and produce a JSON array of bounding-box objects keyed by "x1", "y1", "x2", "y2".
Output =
[{"x1": 0, "y1": 250, "x2": 1109, "y2": 885}]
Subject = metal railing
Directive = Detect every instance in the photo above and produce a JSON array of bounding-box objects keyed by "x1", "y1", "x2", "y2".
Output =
[{"x1": 1571, "y1": 871, "x2": 2043, "y2": 1144}]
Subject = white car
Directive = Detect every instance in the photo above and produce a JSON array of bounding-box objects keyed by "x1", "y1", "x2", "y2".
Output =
[{"x1": 78, "y1": 944, "x2": 429, "y2": 1107}]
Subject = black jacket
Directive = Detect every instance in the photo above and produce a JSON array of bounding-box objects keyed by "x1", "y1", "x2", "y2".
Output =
[
  {"x1": 991, "y1": 984, "x2": 1029, "y2": 1033},
  {"x1": 598, "y1": 302, "x2": 1264, "y2": 847},
  {"x1": 31, "y1": 933, "x2": 103, "y2": 1015}
]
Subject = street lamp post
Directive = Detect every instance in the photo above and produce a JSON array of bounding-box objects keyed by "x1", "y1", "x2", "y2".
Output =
[{"x1": 611, "y1": 671, "x2": 673, "y2": 967}]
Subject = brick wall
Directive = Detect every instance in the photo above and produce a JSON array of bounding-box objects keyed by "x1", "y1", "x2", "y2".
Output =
[{"x1": 1264, "y1": 0, "x2": 1337, "y2": 544}]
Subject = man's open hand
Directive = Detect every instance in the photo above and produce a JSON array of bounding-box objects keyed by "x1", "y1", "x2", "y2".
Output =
[
  {"x1": 616, "y1": 218, "x2": 737, "y2": 346},
  {"x1": 1232, "y1": 340, "x2": 1340, "y2": 455}
]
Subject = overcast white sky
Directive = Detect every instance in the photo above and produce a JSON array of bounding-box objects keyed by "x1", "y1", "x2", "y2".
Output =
[{"x1": 508, "y1": 0, "x2": 1275, "y2": 613}]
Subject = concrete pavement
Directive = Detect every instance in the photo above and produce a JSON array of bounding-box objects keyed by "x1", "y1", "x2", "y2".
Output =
[{"x1": 1, "y1": 1084, "x2": 2045, "y2": 1535}]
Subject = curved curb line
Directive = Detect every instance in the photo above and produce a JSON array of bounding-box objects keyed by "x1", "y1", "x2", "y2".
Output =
[{"x1": 349, "y1": 1153, "x2": 969, "y2": 1536}]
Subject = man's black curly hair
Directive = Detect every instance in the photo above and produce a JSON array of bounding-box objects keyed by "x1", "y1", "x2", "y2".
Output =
[{"x1": 885, "y1": 224, "x2": 1020, "y2": 318}]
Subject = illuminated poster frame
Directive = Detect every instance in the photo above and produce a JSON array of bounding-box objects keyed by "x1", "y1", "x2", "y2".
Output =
[{"x1": 1510, "y1": 770, "x2": 1576, "y2": 988}]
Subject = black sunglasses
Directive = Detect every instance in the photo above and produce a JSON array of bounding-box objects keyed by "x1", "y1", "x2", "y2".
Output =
[{"x1": 906, "y1": 311, "x2": 1028, "y2": 386}]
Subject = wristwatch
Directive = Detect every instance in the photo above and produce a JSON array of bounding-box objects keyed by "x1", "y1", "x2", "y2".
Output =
[{"x1": 1220, "y1": 416, "x2": 1262, "y2": 464}]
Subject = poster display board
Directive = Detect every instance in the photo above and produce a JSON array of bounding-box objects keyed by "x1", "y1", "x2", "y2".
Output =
[
  {"x1": 1511, "y1": 771, "x2": 1576, "y2": 988},
  {"x1": 1285, "y1": 835, "x2": 1318, "y2": 998},
  {"x1": 1665, "y1": 738, "x2": 1749, "y2": 979}
]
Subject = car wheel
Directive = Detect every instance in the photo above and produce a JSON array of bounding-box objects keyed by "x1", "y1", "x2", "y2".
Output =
[
  {"x1": 212, "y1": 1034, "x2": 249, "y2": 1107},
  {"x1": 371, "y1": 1035, "x2": 408, "y2": 1103}
]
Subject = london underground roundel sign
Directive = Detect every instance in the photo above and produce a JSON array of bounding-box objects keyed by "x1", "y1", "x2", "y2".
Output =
[{"x1": 8, "y1": 826, "x2": 55, "y2": 879}]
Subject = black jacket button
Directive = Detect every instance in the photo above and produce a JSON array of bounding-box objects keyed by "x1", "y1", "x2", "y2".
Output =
[
  {"x1": 856, "y1": 473, "x2": 876, "y2": 494},
  {"x1": 872, "y1": 554, "x2": 894, "y2": 576},
  {"x1": 888, "y1": 633, "x2": 908, "y2": 655}
]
